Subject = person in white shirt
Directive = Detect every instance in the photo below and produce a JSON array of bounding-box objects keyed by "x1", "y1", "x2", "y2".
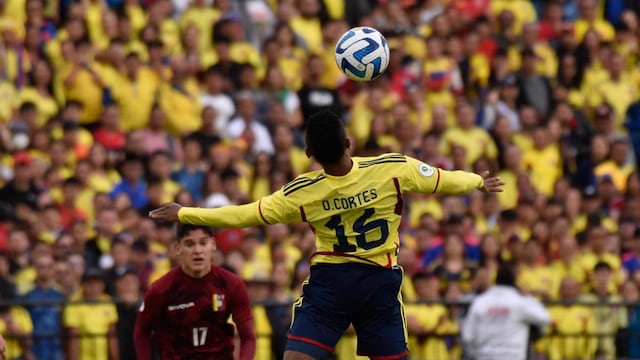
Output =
[
  {"x1": 200, "y1": 68, "x2": 236, "y2": 136},
  {"x1": 226, "y1": 91, "x2": 275, "y2": 156},
  {"x1": 461, "y1": 265, "x2": 551, "y2": 360}
]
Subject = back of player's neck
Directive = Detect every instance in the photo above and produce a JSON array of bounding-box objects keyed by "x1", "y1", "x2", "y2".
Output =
[{"x1": 323, "y1": 157, "x2": 353, "y2": 176}]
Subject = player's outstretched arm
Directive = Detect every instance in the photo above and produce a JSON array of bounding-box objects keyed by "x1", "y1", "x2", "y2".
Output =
[
  {"x1": 401, "y1": 157, "x2": 504, "y2": 195},
  {"x1": 435, "y1": 170, "x2": 504, "y2": 194},
  {"x1": 149, "y1": 201, "x2": 266, "y2": 228}
]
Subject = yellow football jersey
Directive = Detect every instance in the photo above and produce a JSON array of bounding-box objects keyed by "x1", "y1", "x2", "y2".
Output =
[
  {"x1": 180, "y1": 154, "x2": 484, "y2": 268},
  {"x1": 263, "y1": 154, "x2": 483, "y2": 268}
]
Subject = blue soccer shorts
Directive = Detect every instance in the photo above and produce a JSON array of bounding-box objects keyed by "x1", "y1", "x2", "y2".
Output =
[{"x1": 285, "y1": 263, "x2": 409, "y2": 359}]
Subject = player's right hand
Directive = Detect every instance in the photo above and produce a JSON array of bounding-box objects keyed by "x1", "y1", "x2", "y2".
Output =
[{"x1": 149, "y1": 202, "x2": 183, "y2": 222}]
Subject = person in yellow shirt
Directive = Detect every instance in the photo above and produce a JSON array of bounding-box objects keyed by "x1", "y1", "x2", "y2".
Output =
[
  {"x1": 574, "y1": 0, "x2": 615, "y2": 42},
  {"x1": 549, "y1": 236, "x2": 586, "y2": 298},
  {"x1": 214, "y1": 16, "x2": 262, "y2": 69},
  {"x1": 272, "y1": 124, "x2": 311, "y2": 177},
  {"x1": 318, "y1": 20, "x2": 349, "y2": 89},
  {"x1": 178, "y1": 0, "x2": 221, "y2": 55},
  {"x1": 158, "y1": 56, "x2": 202, "y2": 136},
  {"x1": 546, "y1": 277, "x2": 597, "y2": 360},
  {"x1": 146, "y1": 39, "x2": 172, "y2": 83},
  {"x1": 579, "y1": 222, "x2": 624, "y2": 291},
  {"x1": 147, "y1": 150, "x2": 180, "y2": 203},
  {"x1": 592, "y1": 53, "x2": 639, "y2": 129},
  {"x1": 112, "y1": 51, "x2": 160, "y2": 131},
  {"x1": 0, "y1": 76, "x2": 18, "y2": 123},
  {"x1": 579, "y1": 262, "x2": 627, "y2": 360},
  {"x1": 423, "y1": 36, "x2": 458, "y2": 119},
  {"x1": 0, "y1": 19, "x2": 31, "y2": 87},
  {"x1": 462, "y1": 32, "x2": 491, "y2": 96},
  {"x1": 63, "y1": 268, "x2": 118, "y2": 360},
  {"x1": 0, "y1": 305, "x2": 33, "y2": 360},
  {"x1": 19, "y1": 60, "x2": 58, "y2": 127},
  {"x1": 521, "y1": 126, "x2": 562, "y2": 196},
  {"x1": 496, "y1": 144, "x2": 523, "y2": 210},
  {"x1": 440, "y1": 100, "x2": 498, "y2": 169},
  {"x1": 288, "y1": 0, "x2": 323, "y2": 53},
  {"x1": 508, "y1": 22, "x2": 558, "y2": 78},
  {"x1": 348, "y1": 86, "x2": 395, "y2": 148},
  {"x1": 61, "y1": 38, "x2": 108, "y2": 125},
  {"x1": 594, "y1": 137, "x2": 635, "y2": 192},
  {"x1": 518, "y1": 239, "x2": 556, "y2": 300},
  {"x1": 405, "y1": 271, "x2": 451, "y2": 360},
  {"x1": 491, "y1": 0, "x2": 537, "y2": 35},
  {"x1": 147, "y1": 0, "x2": 181, "y2": 55}
]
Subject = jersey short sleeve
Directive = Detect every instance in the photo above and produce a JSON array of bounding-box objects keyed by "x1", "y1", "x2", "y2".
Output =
[
  {"x1": 104, "y1": 303, "x2": 118, "y2": 324},
  {"x1": 397, "y1": 156, "x2": 442, "y2": 194},
  {"x1": 258, "y1": 189, "x2": 303, "y2": 225},
  {"x1": 12, "y1": 306, "x2": 33, "y2": 333},
  {"x1": 63, "y1": 304, "x2": 80, "y2": 328}
]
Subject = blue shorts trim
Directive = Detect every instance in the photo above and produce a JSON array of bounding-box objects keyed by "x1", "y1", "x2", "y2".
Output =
[
  {"x1": 285, "y1": 337, "x2": 332, "y2": 359},
  {"x1": 358, "y1": 349, "x2": 409, "y2": 360}
]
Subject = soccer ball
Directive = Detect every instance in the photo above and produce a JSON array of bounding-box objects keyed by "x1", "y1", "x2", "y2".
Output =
[{"x1": 334, "y1": 27, "x2": 390, "y2": 82}]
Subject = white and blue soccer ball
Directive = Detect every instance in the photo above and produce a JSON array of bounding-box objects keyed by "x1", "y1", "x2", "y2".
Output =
[{"x1": 334, "y1": 27, "x2": 390, "y2": 82}]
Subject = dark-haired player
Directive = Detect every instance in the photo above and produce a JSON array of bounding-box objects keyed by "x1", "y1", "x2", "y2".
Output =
[
  {"x1": 133, "y1": 224, "x2": 256, "y2": 360},
  {"x1": 150, "y1": 109, "x2": 504, "y2": 360}
]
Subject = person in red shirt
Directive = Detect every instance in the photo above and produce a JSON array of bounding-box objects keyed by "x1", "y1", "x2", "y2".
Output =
[
  {"x1": 93, "y1": 104, "x2": 125, "y2": 152},
  {"x1": 133, "y1": 223, "x2": 256, "y2": 360}
]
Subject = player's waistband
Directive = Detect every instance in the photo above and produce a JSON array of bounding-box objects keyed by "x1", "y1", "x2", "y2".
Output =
[{"x1": 310, "y1": 251, "x2": 398, "y2": 269}]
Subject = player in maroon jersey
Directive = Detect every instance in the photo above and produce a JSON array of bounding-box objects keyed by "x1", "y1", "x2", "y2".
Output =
[{"x1": 133, "y1": 224, "x2": 256, "y2": 360}]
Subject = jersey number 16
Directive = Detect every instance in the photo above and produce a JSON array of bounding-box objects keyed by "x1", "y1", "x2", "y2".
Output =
[{"x1": 325, "y1": 208, "x2": 389, "y2": 252}]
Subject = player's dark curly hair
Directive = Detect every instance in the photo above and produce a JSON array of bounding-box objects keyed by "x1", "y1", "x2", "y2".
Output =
[
  {"x1": 305, "y1": 109, "x2": 347, "y2": 165},
  {"x1": 176, "y1": 223, "x2": 213, "y2": 242}
]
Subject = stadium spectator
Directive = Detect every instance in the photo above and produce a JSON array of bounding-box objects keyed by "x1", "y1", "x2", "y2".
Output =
[
  {"x1": 114, "y1": 269, "x2": 141, "y2": 360},
  {"x1": 63, "y1": 268, "x2": 118, "y2": 360},
  {"x1": 462, "y1": 265, "x2": 551, "y2": 360},
  {"x1": 619, "y1": 279, "x2": 640, "y2": 359},
  {"x1": 0, "y1": 298, "x2": 34, "y2": 360},
  {"x1": 23, "y1": 253, "x2": 65, "y2": 360},
  {"x1": 109, "y1": 154, "x2": 147, "y2": 210},
  {"x1": 547, "y1": 277, "x2": 597, "y2": 360},
  {"x1": 133, "y1": 223, "x2": 256, "y2": 360},
  {"x1": 580, "y1": 261, "x2": 627, "y2": 359},
  {"x1": 405, "y1": 271, "x2": 450, "y2": 359}
]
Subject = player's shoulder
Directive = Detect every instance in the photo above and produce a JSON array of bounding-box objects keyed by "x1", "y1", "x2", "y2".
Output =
[
  {"x1": 147, "y1": 266, "x2": 182, "y2": 293},
  {"x1": 281, "y1": 169, "x2": 327, "y2": 197},
  {"x1": 211, "y1": 266, "x2": 245, "y2": 287},
  {"x1": 355, "y1": 153, "x2": 409, "y2": 169}
]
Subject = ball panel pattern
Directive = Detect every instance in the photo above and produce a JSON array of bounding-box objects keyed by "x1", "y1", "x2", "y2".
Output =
[{"x1": 334, "y1": 27, "x2": 390, "y2": 81}]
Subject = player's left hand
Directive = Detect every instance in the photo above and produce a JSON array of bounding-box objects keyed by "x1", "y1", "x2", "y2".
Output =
[
  {"x1": 479, "y1": 171, "x2": 505, "y2": 193},
  {"x1": 149, "y1": 202, "x2": 183, "y2": 222}
]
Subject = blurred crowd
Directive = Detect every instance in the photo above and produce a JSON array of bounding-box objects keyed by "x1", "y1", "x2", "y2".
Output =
[{"x1": 0, "y1": 0, "x2": 639, "y2": 359}]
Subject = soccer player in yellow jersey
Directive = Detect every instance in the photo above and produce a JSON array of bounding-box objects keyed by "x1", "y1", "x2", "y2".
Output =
[{"x1": 150, "y1": 110, "x2": 505, "y2": 360}]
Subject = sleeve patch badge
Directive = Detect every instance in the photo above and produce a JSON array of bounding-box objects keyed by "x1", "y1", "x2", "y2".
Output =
[{"x1": 418, "y1": 163, "x2": 435, "y2": 177}]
